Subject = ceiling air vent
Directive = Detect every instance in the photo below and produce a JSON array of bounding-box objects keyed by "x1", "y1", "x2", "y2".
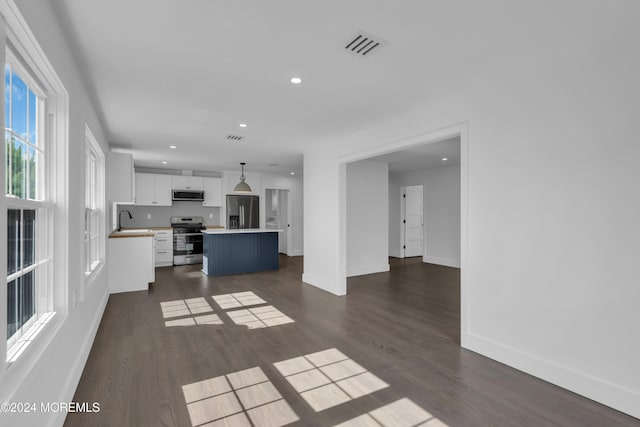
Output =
[
  {"x1": 344, "y1": 31, "x2": 387, "y2": 58},
  {"x1": 226, "y1": 135, "x2": 244, "y2": 141}
]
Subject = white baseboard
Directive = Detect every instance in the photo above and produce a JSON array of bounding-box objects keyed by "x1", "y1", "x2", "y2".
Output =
[
  {"x1": 462, "y1": 332, "x2": 640, "y2": 419},
  {"x1": 48, "y1": 288, "x2": 109, "y2": 427},
  {"x1": 423, "y1": 255, "x2": 460, "y2": 268},
  {"x1": 389, "y1": 249, "x2": 403, "y2": 258},
  {"x1": 287, "y1": 249, "x2": 304, "y2": 256},
  {"x1": 302, "y1": 273, "x2": 345, "y2": 296},
  {"x1": 347, "y1": 263, "x2": 390, "y2": 277}
]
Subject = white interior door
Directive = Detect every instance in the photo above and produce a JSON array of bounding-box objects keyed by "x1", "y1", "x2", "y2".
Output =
[
  {"x1": 278, "y1": 190, "x2": 289, "y2": 254},
  {"x1": 265, "y1": 189, "x2": 278, "y2": 230},
  {"x1": 403, "y1": 185, "x2": 423, "y2": 257},
  {"x1": 265, "y1": 188, "x2": 291, "y2": 255}
]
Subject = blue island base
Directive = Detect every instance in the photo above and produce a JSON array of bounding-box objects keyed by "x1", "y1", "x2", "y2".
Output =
[{"x1": 203, "y1": 231, "x2": 279, "y2": 276}]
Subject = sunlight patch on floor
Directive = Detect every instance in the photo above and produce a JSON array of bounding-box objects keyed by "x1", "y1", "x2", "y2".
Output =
[
  {"x1": 212, "y1": 291, "x2": 266, "y2": 309},
  {"x1": 182, "y1": 366, "x2": 299, "y2": 427},
  {"x1": 161, "y1": 298, "x2": 221, "y2": 327},
  {"x1": 161, "y1": 297, "x2": 214, "y2": 318},
  {"x1": 274, "y1": 348, "x2": 388, "y2": 412},
  {"x1": 334, "y1": 398, "x2": 449, "y2": 427},
  {"x1": 227, "y1": 306, "x2": 294, "y2": 329}
]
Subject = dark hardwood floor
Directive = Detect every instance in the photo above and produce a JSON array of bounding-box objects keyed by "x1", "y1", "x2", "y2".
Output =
[{"x1": 65, "y1": 256, "x2": 639, "y2": 427}]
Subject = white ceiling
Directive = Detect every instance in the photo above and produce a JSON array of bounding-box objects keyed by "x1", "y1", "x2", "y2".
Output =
[
  {"x1": 371, "y1": 137, "x2": 460, "y2": 174},
  {"x1": 52, "y1": 1, "x2": 610, "y2": 174}
]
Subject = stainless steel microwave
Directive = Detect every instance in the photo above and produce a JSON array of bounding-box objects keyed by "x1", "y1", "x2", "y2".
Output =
[{"x1": 172, "y1": 190, "x2": 204, "y2": 201}]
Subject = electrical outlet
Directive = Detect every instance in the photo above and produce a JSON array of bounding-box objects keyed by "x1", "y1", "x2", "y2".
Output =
[{"x1": 147, "y1": 213, "x2": 152, "y2": 219}]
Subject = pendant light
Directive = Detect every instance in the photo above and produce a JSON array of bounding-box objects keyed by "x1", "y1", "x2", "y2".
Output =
[{"x1": 234, "y1": 162, "x2": 252, "y2": 193}]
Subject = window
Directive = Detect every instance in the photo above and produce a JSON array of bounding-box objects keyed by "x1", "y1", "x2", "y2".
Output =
[
  {"x1": 4, "y1": 59, "x2": 50, "y2": 351},
  {"x1": 84, "y1": 126, "x2": 104, "y2": 280}
]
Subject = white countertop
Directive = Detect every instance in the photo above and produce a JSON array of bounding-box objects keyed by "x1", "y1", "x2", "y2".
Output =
[{"x1": 202, "y1": 228, "x2": 283, "y2": 234}]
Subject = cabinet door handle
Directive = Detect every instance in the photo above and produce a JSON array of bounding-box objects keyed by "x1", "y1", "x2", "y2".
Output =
[{"x1": 157, "y1": 251, "x2": 167, "y2": 254}]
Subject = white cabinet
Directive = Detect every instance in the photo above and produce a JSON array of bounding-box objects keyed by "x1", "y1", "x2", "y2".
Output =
[
  {"x1": 172, "y1": 175, "x2": 203, "y2": 191},
  {"x1": 135, "y1": 173, "x2": 172, "y2": 206},
  {"x1": 202, "y1": 177, "x2": 222, "y2": 207},
  {"x1": 107, "y1": 152, "x2": 135, "y2": 203},
  {"x1": 155, "y1": 175, "x2": 172, "y2": 205},
  {"x1": 108, "y1": 235, "x2": 154, "y2": 293},
  {"x1": 135, "y1": 173, "x2": 155, "y2": 205},
  {"x1": 154, "y1": 229, "x2": 173, "y2": 267}
]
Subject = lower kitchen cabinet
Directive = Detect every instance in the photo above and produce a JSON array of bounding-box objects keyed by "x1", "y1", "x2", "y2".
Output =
[
  {"x1": 108, "y1": 234, "x2": 154, "y2": 293},
  {"x1": 154, "y1": 229, "x2": 173, "y2": 266}
]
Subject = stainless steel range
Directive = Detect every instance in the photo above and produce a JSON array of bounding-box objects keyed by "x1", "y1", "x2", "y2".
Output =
[{"x1": 171, "y1": 216, "x2": 205, "y2": 265}]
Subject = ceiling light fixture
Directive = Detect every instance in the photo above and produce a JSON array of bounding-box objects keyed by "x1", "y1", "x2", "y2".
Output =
[
  {"x1": 234, "y1": 162, "x2": 252, "y2": 193},
  {"x1": 162, "y1": 161, "x2": 168, "y2": 164},
  {"x1": 169, "y1": 145, "x2": 177, "y2": 149},
  {"x1": 239, "y1": 123, "x2": 247, "y2": 128},
  {"x1": 290, "y1": 77, "x2": 302, "y2": 84},
  {"x1": 442, "y1": 157, "x2": 448, "y2": 161},
  {"x1": 290, "y1": 172, "x2": 295, "y2": 175}
]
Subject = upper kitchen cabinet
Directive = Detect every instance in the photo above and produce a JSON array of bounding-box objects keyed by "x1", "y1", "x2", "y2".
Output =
[
  {"x1": 135, "y1": 173, "x2": 172, "y2": 206},
  {"x1": 202, "y1": 177, "x2": 222, "y2": 207},
  {"x1": 107, "y1": 152, "x2": 135, "y2": 203},
  {"x1": 172, "y1": 176, "x2": 203, "y2": 191}
]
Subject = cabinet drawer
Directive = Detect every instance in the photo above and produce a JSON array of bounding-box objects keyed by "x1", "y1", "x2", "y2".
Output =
[
  {"x1": 155, "y1": 250, "x2": 173, "y2": 262},
  {"x1": 155, "y1": 238, "x2": 172, "y2": 249}
]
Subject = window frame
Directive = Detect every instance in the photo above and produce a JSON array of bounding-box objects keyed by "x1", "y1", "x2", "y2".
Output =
[
  {"x1": 4, "y1": 56, "x2": 52, "y2": 351},
  {"x1": 84, "y1": 125, "x2": 105, "y2": 285}
]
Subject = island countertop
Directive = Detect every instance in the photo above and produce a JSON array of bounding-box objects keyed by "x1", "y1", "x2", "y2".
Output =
[{"x1": 202, "y1": 228, "x2": 283, "y2": 234}]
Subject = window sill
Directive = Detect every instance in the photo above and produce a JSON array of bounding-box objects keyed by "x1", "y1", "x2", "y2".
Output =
[
  {"x1": 85, "y1": 260, "x2": 105, "y2": 287},
  {"x1": 6, "y1": 311, "x2": 57, "y2": 364}
]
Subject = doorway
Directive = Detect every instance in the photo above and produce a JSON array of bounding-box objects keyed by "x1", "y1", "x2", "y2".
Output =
[
  {"x1": 401, "y1": 185, "x2": 423, "y2": 258},
  {"x1": 338, "y1": 123, "x2": 467, "y2": 300},
  {"x1": 265, "y1": 188, "x2": 290, "y2": 255}
]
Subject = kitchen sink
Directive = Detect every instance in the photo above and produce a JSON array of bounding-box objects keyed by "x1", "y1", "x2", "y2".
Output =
[{"x1": 114, "y1": 229, "x2": 152, "y2": 234}]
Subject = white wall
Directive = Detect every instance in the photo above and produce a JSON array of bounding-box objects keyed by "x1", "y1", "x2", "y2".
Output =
[
  {"x1": 0, "y1": 1, "x2": 111, "y2": 426},
  {"x1": 303, "y1": 2, "x2": 640, "y2": 418},
  {"x1": 390, "y1": 165, "x2": 461, "y2": 267},
  {"x1": 347, "y1": 160, "x2": 389, "y2": 277},
  {"x1": 304, "y1": 150, "x2": 345, "y2": 295}
]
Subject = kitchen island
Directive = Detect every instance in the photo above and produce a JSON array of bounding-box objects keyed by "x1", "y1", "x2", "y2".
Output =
[{"x1": 202, "y1": 229, "x2": 282, "y2": 276}]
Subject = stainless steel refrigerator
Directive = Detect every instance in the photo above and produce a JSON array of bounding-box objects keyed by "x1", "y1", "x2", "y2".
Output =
[{"x1": 226, "y1": 195, "x2": 259, "y2": 229}]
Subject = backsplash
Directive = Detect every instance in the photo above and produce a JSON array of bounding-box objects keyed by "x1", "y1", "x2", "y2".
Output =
[{"x1": 117, "y1": 201, "x2": 221, "y2": 228}]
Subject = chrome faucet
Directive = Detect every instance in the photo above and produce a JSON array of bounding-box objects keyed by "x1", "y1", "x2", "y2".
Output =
[{"x1": 118, "y1": 210, "x2": 132, "y2": 231}]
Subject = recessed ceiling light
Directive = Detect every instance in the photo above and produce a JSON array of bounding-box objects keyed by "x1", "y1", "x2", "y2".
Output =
[
  {"x1": 442, "y1": 157, "x2": 448, "y2": 161},
  {"x1": 239, "y1": 123, "x2": 247, "y2": 128},
  {"x1": 290, "y1": 77, "x2": 302, "y2": 84},
  {"x1": 162, "y1": 161, "x2": 167, "y2": 164},
  {"x1": 169, "y1": 145, "x2": 176, "y2": 149},
  {"x1": 290, "y1": 172, "x2": 295, "y2": 175}
]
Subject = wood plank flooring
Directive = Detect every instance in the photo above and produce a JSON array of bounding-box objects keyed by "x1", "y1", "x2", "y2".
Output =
[{"x1": 65, "y1": 256, "x2": 639, "y2": 427}]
